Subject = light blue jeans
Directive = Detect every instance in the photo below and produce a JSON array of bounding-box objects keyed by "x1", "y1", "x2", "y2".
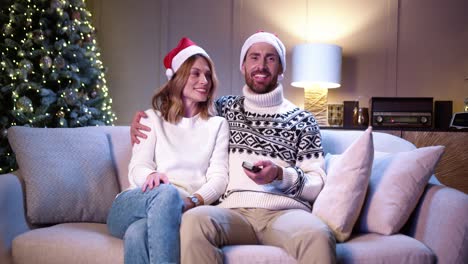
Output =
[{"x1": 107, "y1": 184, "x2": 184, "y2": 264}]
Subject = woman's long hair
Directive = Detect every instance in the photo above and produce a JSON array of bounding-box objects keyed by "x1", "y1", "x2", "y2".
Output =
[{"x1": 151, "y1": 54, "x2": 218, "y2": 123}]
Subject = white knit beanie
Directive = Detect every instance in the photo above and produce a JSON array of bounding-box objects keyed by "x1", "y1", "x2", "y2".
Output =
[{"x1": 239, "y1": 31, "x2": 286, "y2": 74}]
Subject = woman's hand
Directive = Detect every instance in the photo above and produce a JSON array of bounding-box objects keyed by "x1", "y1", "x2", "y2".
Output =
[
  {"x1": 131, "y1": 111, "x2": 151, "y2": 145},
  {"x1": 142, "y1": 172, "x2": 170, "y2": 192}
]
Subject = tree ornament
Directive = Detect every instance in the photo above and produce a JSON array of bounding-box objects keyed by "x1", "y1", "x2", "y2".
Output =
[
  {"x1": 32, "y1": 29, "x2": 45, "y2": 44},
  {"x1": 80, "y1": 24, "x2": 92, "y2": 34},
  {"x1": 70, "y1": 64, "x2": 79, "y2": 72},
  {"x1": 64, "y1": 89, "x2": 78, "y2": 105},
  {"x1": 4, "y1": 24, "x2": 13, "y2": 35},
  {"x1": 90, "y1": 89, "x2": 98, "y2": 98},
  {"x1": 54, "y1": 55, "x2": 66, "y2": 69},
  {"x1": 0, "y1": 128, "x2": 7, "y2": 139},
  {"x1": 71, "y1": 11, "x2": 81, "y2": 20},
  {"x1": 40, "y1": 56, "x2": 53, "y2": 70},
  {"x1": 50, "y1": 0, "x2": 64, "y2": 9},
  {"x1": 18, "y1": 50, "x2": 25, "y2": 57},
  {"x1": 54, "y1": 39, "x2": 66, "y2": 51},
  {"x1": 16, "y1": 96, "x2": 33, "y2": 113},
  {"x1": 84, "y1": 34, "x2": 93, "y2": 43},
  {"x1": 16, "y1": 69, "x2": 27, "y2": 80},
  {"x1": 20, "y1": 59, "x2": 33, "y2": 73},
  {"x1": 56, "y1": 110, "x2": 65, "y2": 118}
]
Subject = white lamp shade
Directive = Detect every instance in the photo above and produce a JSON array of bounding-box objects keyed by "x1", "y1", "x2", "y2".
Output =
[{"x1": 291, "y1": 43, "x2": 342, "y2": 89}]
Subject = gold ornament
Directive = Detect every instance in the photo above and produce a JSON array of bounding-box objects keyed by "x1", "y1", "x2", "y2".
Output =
[{"x1": 56, "y1": 110, "x2": 65, "y2": 118}]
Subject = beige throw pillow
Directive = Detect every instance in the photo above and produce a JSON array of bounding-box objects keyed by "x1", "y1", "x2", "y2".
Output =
[
  {"x1": 356, "y1": 145, "x2": 445, "y2": 235},
  {"x1": 8, "y1": 126, "x2": 119, "y2": 224},
  {"x1": 313, "y1": 127, "x2": 374, "y2": 242}
]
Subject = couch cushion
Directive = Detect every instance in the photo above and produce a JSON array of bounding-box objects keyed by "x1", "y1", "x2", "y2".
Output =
[
  {"x1": 223, "y1": 245, "x2": 296, "y2": 264},
  {"x1": 337, "y1": 233, "x2": 435, "y2": 264},
  {"x1": 8, "y1": 126, "x2": 120, "y2": 224},
  {"x1": 12, "y1": 223, "x2": 296, "y2": 264},
  {"x1": 356, "y1": 146, "x2": 445, "y2": 235},
  {"x1": 12, "y1": 224, "x2": 435, "y2": 264},
  {"x1": 313, "y1": 127, "x2": 373, "y2": 242},
  {"x1": 12, "y1": 223, "x2": 123, "y2": 264}
]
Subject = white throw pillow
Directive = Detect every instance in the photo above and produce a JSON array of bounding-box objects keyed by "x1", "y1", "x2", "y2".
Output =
[
  {"x1": 8, "y1": 126, "x2": 120, "y2": 224},
  {"x1": 313, "y1": 127, "x2": 374, "y2": 242},
  {"x1": 356, "y1": 145, "x2": 445, "y2": 235}
]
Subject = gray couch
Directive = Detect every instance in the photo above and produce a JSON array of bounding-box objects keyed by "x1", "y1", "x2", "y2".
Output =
[{"x1": 1, "y1": 126, "x2": 467, "y2": 264}]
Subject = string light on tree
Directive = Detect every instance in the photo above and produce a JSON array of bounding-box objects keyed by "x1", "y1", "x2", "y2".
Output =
[{"x1": 0, "y1": 0, "x2": 117, "y2": 173}]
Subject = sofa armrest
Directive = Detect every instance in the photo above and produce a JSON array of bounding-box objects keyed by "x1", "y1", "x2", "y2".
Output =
[
  {"x1": 405, "y1": 183, "x2": 468, "y2": 264},
  {"x1": 0, "y1": 173, "x2": 30, "y2": 263}
]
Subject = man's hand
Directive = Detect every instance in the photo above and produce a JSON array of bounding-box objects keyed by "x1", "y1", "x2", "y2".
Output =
[
  {"x1": 142, "y1": 172, "x2": 169, "y2": 192},
  {"x1": 131, "y1": 111, "x2": 151, "y2": 145},
  {"x1": 243, "y1": 160, "x2": 283, "y2": 185}
]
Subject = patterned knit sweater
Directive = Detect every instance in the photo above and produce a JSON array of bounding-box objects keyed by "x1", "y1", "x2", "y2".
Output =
[{"x1": 215, "y1": 84, "x2": 326, "y2": 211}]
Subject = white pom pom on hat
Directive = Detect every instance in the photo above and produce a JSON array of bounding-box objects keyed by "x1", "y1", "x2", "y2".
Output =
[
  {"x1": 163, "y1": 37, "x2": 210, "y2": 80},
  {"x1": 239, "y1": 31, "x2": 286, "y2": 74}
]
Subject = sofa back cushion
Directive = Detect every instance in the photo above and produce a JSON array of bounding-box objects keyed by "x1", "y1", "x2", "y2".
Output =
[
  {"x1": 321, "y1": 129, "x2": 416, "y2": 154},
  {"x1": 79, "y1": 126, "x2": 132, "y2": 190},
  {"x1": 356, "y1": 146, "x2": 445, "y2": 235},
  {"x1": 313, "y1": 127, "x2": 374, "y2": 242},
  {"x1": 8, "y1": 126, "x2": 120, "y2": 224}
]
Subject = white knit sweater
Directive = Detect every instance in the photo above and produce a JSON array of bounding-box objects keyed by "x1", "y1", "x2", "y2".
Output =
[
  {"x1": 128, "y1": 109, "x2": 230, "y2": 205},
  {"x1": 215, "y1": 84, "x2": 326, "y2": 211}
]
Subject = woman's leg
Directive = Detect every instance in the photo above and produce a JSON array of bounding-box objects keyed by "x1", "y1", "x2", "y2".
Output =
[
  {"x1": 124, "y1": 218, "x2": 149, "y2": 264},
  {"x1": 106, "y1": 184, "x2": 184, "y2": 264},
  {"x1": 146, "y1": 184, "x2": 183, "y2": 263}
]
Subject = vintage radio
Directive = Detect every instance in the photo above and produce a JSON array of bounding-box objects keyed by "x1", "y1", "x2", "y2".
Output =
[{"x1": 370, "y1": 97, "x2": 433, "y2": 128}]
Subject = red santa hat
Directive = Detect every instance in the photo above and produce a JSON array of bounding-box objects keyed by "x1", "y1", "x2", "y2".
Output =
[{"x1": 163, "y1": 37, "x2": 210, "y2": 80}]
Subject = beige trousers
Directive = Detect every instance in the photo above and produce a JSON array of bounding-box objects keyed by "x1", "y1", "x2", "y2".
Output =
[{"x1": 180, "y1": 206, "x2": 336, "y2": 264}]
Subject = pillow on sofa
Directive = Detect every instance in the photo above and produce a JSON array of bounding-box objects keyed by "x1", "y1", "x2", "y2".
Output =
[
  {"x1": 356, "y1": 145, "x2": 445, "y2": 235},
  {"x1": 8, "y1": 126, "x2": 120, "y2": 224},
  {"x1": 312, "y1": 127, "x2": 374, "y2": 242}
]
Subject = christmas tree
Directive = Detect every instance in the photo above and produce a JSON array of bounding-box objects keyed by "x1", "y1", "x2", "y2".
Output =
[{"x1": 0, "y1": 0, "x2": 116, "y2": 174}]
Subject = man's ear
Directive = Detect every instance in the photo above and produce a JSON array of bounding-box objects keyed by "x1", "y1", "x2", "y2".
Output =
[{"x1": 241, "y1": 63, "x2": 246, "y2": 75}]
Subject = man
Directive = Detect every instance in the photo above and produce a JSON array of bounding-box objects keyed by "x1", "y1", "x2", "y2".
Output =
[{"x1": 131, "y1": 32, "x2": 336, "y2": 264}]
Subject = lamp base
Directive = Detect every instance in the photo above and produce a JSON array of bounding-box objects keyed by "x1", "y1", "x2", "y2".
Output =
[{"x1": 304, "y1": 87, "x2": 328, "y2": 126}]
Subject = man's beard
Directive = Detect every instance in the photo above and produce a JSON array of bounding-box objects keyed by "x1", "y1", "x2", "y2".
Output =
[{"x1": 245, "y1": 70, "x2": 278, "y2": 94}]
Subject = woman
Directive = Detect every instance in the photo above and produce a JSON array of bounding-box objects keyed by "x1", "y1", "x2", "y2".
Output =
[{"x1": 107, "y1": 37, "x2": 229, "y2": 264}]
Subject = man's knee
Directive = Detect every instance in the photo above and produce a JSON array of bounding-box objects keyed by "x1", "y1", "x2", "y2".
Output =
[
  {"x1": 305, "y1": 225, "x2": 335, "y2": 245},
  {"x1": 181, "y1": 206, "x2": 219, "y2": 242},
  {"x1": 181, "y1": 206, "x2": 212, "y2": 231}
]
